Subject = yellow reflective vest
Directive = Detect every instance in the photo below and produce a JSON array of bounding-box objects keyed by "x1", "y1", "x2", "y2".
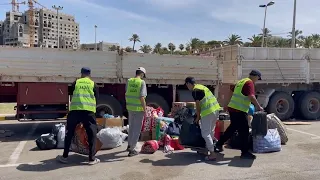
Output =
[
  {"x1": 70, "y1": 77, "x2": 96, "y2": 113},
  {"x1": 193, "y1": 84, "x2": 221, "y2": 117},
  {"x1": 126, "y1": 78, "x2": 144, "y2": 111},
  {"x1": 228, "y1": 78, "x2": 252, "y2": 113}
]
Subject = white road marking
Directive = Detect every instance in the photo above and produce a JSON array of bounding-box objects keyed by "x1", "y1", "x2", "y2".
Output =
[
  {"x1": 0, "y1": 162, "x2": 33, "y2": 168},
  {"x1": 6, "y1": 122, "x2": 39, "y2": 165},
  {"x1": 287, "y1": 127, "x2": 320, "y2": 139}
]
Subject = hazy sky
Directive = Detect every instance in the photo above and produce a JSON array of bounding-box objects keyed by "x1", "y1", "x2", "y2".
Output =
[{"x1": 0, "y1": 0, "x2": 318, "y2": 48}]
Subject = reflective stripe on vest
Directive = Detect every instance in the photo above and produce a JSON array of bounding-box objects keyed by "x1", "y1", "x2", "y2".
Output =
[
  {"x1": 228, "y1": 78, "x2": 252, "y2": 113},
  {"x1": 125, "y1": 78, "x2": 144, "y2": 111},
  {"x1": 193, "y1": 84, "x2": 221, "y2": 118},
  {"x1": 70, "y1": 77, "x2": 96, "y2": 113}
]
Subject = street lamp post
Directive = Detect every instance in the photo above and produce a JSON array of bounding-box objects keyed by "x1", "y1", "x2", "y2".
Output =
[
  {"x1": 52, "y1": 5, "x2": 63, "y2": 49},
  {"x1": 291, "y1": 0, "x2": 297, "y2": 48},
  {"x1": 94, "y1": 25, "x2": 97, "y2": 51},
  {"x1": 259, "y1": 1, "x2": 275, "y2": 47}
]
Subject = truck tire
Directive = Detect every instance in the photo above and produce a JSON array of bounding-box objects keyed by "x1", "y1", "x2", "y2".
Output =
[
  {"x1": 266, "y1": 91, "x2": 294, "y2": 120},
  {"x1": 96, "y1": 94, "x2": 123, "y2": 118},
  {"x1": 146, "y1": 93, "x2": 170, "y2": 115},
  {"x1": 297, "y1": 91, "x2": 320, "y2": 120}
]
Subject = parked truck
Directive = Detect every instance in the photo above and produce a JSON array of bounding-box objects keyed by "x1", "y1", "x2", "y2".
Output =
[{"x1": 0, "y1": 45, "x2": 319, "y2": 121}]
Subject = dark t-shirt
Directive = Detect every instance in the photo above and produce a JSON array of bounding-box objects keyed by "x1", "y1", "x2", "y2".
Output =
[
  {"x1": 228, "y1": 80, "x2": 255, "y2": 112},
  {"x1": 70, "y1": 80, "x2": 99, "y2": 99},
  {"x1": 192, "y1": 89, "x2": 205, "y2": 101}
]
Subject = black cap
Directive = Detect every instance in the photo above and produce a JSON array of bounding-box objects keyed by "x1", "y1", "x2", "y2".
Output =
[
  {"x1": 81, "y1": 67, "x2": 91, "y2": 74},
  {"x1": 249, "y1": 69, "x2": 262, "y2": 80},
  {"x1": 185, "y1": 77, "x2": 196, "y2": 84}
]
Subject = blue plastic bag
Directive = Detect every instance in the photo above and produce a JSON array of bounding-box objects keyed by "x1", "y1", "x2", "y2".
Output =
[
  {"x1": 248, "y1": 104, "x2": 255, "y2": 116},
  {"x1": 253, "y1": 129, "x2": 281, "y2": 153}
]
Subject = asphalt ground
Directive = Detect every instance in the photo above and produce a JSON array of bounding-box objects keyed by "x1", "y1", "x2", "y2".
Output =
[{"x1": 0, "y1": 119, "x2": 320, "y2": 180}]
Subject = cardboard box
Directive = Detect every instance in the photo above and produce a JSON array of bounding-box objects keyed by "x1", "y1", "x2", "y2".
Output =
[
  {"x1": 140, "y1": 131, "x2": 152, "y2": 141},
  {"x1": 218, "y1": 120, "x2": 231, "y2": 133},
  {"x1": 96, "y1": 117, "x2": 127, "y2": 128},
  {"x1": 152, "y1": 129, "x2": 156, "y2": 140}
]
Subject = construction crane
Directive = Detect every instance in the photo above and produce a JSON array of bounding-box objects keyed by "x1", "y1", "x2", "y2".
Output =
[
  {"x1": 27, "y1": 0, "x2": 46, "y2": 47},
  {"x1": 0, "y1": 0, "x2": 26, "y2": 12}
]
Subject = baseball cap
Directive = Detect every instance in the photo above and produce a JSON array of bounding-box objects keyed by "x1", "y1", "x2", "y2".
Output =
[
  {"x1": 185, "y1": 76, "x2": 196, "y2": 84},
  {"x1": 249, "y1": 69, "x2": 262, "y2": 80},
  {"x1": 81, "y1": 67, "x2": 91, "y2": 74},
  {"x1": 137, "y1": 67, "x2": 146, "y2": 78}
]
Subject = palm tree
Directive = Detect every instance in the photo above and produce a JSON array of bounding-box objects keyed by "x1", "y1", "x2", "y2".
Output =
[
  {"x1": 185, "y1": 44, "x2": 191, "y2": 52},
  {"x1": 125, "y1": 46, "x2": 133, "y2": 52},
  {"x1": 179, "y1": 44, "x2": 184, "y2": 51},
  {"x1": 288, "y1": 29, "x2": 303, "y2": 47},
  {"x1": 168, "y1": 43, "x2": 176, "y2": 53},
  {"x1": 248, "y1": 35, "x2": 262, "y2": 47},
  {"x1": 224, "y1": 34, "x2": 243, "y2": 45},
  {"x1": 188, "y1": 38, "x2": 202, "y2": 53},
  {"x1": 311, "y1": 34, "x2": 320, "y2": 48},
  {"x1": 129, "y1": 34, "x2": 141, "y2": 51},
  {"x1": 273, "y1": 38, "x2": 290, "y2": 48},
  {"x1": 161, "y1": 47, "x2": 169, "y2": 54},
  {"x1": 153, "y1": 43, "x2": 162, "y2": 54},
  {"x1": 139, "y1": 44, "x2": 152, "y2": 53},
  {"x1": 206, "y1": 40, "x2": 222, "y2": 48}
]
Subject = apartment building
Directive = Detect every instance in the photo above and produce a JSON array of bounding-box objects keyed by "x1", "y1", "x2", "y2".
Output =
[{"x1": 0, "y1": 9, "x2": 80, "y2": 49}]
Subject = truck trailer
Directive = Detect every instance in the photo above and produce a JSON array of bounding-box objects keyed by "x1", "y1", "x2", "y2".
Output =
[{"x1": 0, "y1": 45, "x2": 319, "y2": 121}]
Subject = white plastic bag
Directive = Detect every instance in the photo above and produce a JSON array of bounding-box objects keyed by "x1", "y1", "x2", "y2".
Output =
[
  {"x1": 97, "y1": 127, "x2": 127, "y2": 149},
  {"x1": 56, "y1": 125, "x2": 66, "y2": 149},
  {"x1": 253, "y1": 128, "x2": 281, "y2": 153}
]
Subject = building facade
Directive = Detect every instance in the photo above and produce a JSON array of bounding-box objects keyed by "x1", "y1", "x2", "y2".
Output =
[
  {"x1": 80, "y1": 41, "x2": 120, "y2": 51},
  {"x1": 0, "y1": 9, "x2": 80, "y2": 49}
]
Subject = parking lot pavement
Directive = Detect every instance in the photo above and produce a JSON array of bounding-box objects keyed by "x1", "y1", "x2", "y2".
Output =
[{"x1": 1, "y1": 120, "x2": 320, "y2": 180}]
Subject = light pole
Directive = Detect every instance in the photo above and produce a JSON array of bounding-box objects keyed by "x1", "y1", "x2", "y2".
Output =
[
  {"x1": 52, "y1": 5, "x2": 63, "y2": 49},
  {"x1": 259, "y1": 1, "x2": 275, "y2": 47},
  {"x1": 94, "y1": 25, "x2": 97, "y2": 51},
  {"x1": 291, "y1": 0, "x2": 297, "y2": 48}
]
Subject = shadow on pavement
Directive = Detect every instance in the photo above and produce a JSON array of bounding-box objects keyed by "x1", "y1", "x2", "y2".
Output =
[
  {"x1": 0, "y1": 121, "x2": 64, "y2": 142},
  {"x1": 140, "y1": 152, "x2": 254, "y2": 168},
  {"x1": 16, "y1": 151, "x2": 126, "y2": 172}
]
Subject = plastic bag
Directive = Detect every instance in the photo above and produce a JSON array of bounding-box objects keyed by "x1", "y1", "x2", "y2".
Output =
[
  {"x1": 35, "y1": 133, "x2": 57, "y2": 150},
  {"x1": 56, "y1": 125, "x2": 65, "y2": 149},
  {"x1": 267, "y1": 113, "x2": 288, "y2": 145},
  {"x1": 253, "y1": 129, "x2": 281, "y2": 153},
  {"x1": 97, "y1": 127, "x2": 127, "y2": 149}
]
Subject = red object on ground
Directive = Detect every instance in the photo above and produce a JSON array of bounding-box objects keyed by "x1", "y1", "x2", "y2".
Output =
[
  {"x1": 214, "y1": 121, "x2": 221, "y2": 140},
  {"x1": 170, "y1": 138, "x2": 185, "y2": 150}
]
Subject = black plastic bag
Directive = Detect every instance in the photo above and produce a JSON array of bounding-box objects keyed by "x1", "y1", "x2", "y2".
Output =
[
  {"x1": 252, "y1": 112, "x2": 268, "y2": 136},
  {"x1": 179, "y1": 117, "x2": 206, "y2": 148},
  {"x1": 35, "y1": 133, "x2": 57, "y2": 150}
]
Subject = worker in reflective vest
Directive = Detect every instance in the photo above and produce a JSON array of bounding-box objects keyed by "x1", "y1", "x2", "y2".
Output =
[
  {"x1": 215, "y1": 70, "x2": 264, "y2": 160},
  {"x1": 57, "y1": 67, "x2": 100, "y2": 165},
  {"x1": 125, "y1": 67, "x2": 147, "y2": 157},
  {"x1": 185, "y1": 77, "x2": 221, "y2": 161}
]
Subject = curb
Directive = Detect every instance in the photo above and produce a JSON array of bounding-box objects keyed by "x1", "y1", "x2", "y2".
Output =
[{"x1": 0, "y1": 115, "x2": 16, "y2": 121}]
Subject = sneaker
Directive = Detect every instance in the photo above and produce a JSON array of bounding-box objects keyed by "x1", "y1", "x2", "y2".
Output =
[
  {"x1": 128, "y1": 150, "x2": 139, "y2": 157},
  {"x1": 88, "y1": 158, "x2": 100, "y2": 165},
  {"x1": 57, "y1": 155, "x2": 68, "y2": 164},
  {"x1": 214, "y1": 144, "x2": 224, "y2": 153},
  {"x1": 240, "y1": 152, "x2": 256, "y2": 159}
]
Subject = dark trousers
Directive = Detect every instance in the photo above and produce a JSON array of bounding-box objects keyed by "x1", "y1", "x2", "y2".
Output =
[
  {"x1": 63, "y1": 110, "x2": 97, "y2": 161},
  {"x1": 217, "y1": 111, "x2": 249, "y2": 153}
]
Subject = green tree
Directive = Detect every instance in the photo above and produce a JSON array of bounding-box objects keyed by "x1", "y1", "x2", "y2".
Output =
[
  {"x1": 179, "y1": 44, "x2": 184, "y2": 51},
  {"x1": 139, "y1": 44, "x2": 152, "y2": 53},
  {"x1": 288, "y1": 29, "x2": 303, "y2": 48},
  {"x1": 247, "y1": 35, "x2": 262, "y2": 47},
  {"x1": 273, "y1": 37, "x2": 290, "y2": 48},
  {"x1": 188, "y1": 38, "x2": 202, "y2": 52},
  {"x1": 301, "y1": 36, "x2": 314, "y2": 48},
  {"x1": 129, "y1": 33, "x2": 141, "y2": 51},
  {"x1": 161, "y1": 47, "x2": 169, "y2": 54},
  {"x1": 311, "y1": 34, "x2": 320, "y2": 48},
  {"x1": 125, "y1": 46, "x2": 133, "y2": 52},
  {"x1": 185, "y1": 44, "x2": 191, "y2": 52},
  {"x1": 153, "y1": 43, "x2": 162, "y2": 54},
  {"x1": 168, "y1": 43, "x2": 176, "y2": 53},
  {"x1": 206, "y1": 40, "x2": 222, "y2": 48},
  {"x1": 109, "y1": 45, "x2": 117, "y2": 51},
  {"x1": 224, "y1": 34, "x2": 243, "y2": 45}
]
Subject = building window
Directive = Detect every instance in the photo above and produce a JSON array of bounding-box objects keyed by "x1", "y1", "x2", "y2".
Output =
[
  {"x1": 44, "y1": 13, "x2": 47, "y2": 16},
  {"x1": 60, "y1": 17, "x2": 62, "y2": 20},
  {"x1": 35, "y1": 19, "x2": 39, "y2": 26}
]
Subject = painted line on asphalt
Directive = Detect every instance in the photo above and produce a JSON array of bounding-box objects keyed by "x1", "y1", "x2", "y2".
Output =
[
  {"x1": 287, "y1": 127, "x2": 320, "y2": 139},
  {"x1": 0, "y1": 162, "x2": 34, "y2": 168},
  {"x1": 6, "y1": 122, "x2": 39, "y2": 165}
]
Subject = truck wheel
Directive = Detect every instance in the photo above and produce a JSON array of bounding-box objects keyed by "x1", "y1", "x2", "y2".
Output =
[
  {"x1": 266, "y1": 91, "x2": 294, "y2": 120},
  {"x1": 146, "y1": 93, "x2": 170, "y2": 115},
  {"x1": 96, "y1": 95, "x2": 123, "y2": 118},
  {"x1": 298, "y1": 91, "x2": 320, "y2": 120}
]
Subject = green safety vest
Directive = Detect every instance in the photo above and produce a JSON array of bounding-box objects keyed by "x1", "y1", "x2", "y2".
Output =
[
  {"x1": 126, "y1": 78, "x2": 144, "y2": 111},
  {"x1": 70, "y1": 77, "x2": 96, "y2": 113},
  {"x1": 228, "y1": 78, "x2": 252, "y2": 113},
  {"x1": 193, "y1": 84, "x2": 221, "y2": 118}
]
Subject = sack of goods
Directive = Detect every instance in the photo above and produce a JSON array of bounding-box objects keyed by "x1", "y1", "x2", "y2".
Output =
[
  {"x1": 253, "y1": 129, "x2": 281, "y2": 153},
  {"x1": 267, "y1": 113, "x2": 289, "y2": 145},
  {"x1": 179, "y1": 117, "x2": 206, "y2": 148},
  {"x1": 97, "y1": 127, "x2": 128, "y2": 149},
  {"x1": 35, "y1": 133, "x2": 57, "y2": 150},
  {"x1": 251, "y1": 111, "x2": 268, "y2": 137},
  {"x1": 52, "y1": 123, "x2": 66, "y2": 149}
]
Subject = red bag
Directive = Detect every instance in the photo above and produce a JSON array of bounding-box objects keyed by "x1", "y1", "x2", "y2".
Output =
[
  {"x1": 214, "y1": 121, "x2": 221, "y2": 140},
  {"x1": 141, "y1": 140, "x2": 159, "y2": 154},
  {"x1": 170, "y1": 138, "x2": 184, "y2": 150},
  {"x1": 141, "y1": 106, "x2": 164, "y2": 132}
]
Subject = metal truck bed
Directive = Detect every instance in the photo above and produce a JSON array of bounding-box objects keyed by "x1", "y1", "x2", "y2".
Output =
[
  {"x1": 212, "y1": 45, "x2": 320, "y2": 84},
  {"x1": 0, "y1": 47, "x2": 220, "y2": 85}
]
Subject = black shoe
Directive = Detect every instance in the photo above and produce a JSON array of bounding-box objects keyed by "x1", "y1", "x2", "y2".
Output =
[
  {"x1": 128, "y1": 150, "x2": 139, "y2": 157},
  {"x1": 126, "y1": 146, "x2": 130, "y2": 152},
  {"x1": 240, "y1": 152, "x2": 256, "y2": 159},
  {"x1": 214, "y1": 144, "x2": 224, "y2": 153}
]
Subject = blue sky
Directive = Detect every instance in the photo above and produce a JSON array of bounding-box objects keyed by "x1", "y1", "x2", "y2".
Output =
[{"x1": 1, "y1": 0, "x2": 319, "y2": 48}]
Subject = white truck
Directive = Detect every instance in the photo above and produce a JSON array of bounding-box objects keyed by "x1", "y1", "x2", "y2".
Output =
[{"x1": 0, "y1": 45, "x2": 319, "y2": 120}]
